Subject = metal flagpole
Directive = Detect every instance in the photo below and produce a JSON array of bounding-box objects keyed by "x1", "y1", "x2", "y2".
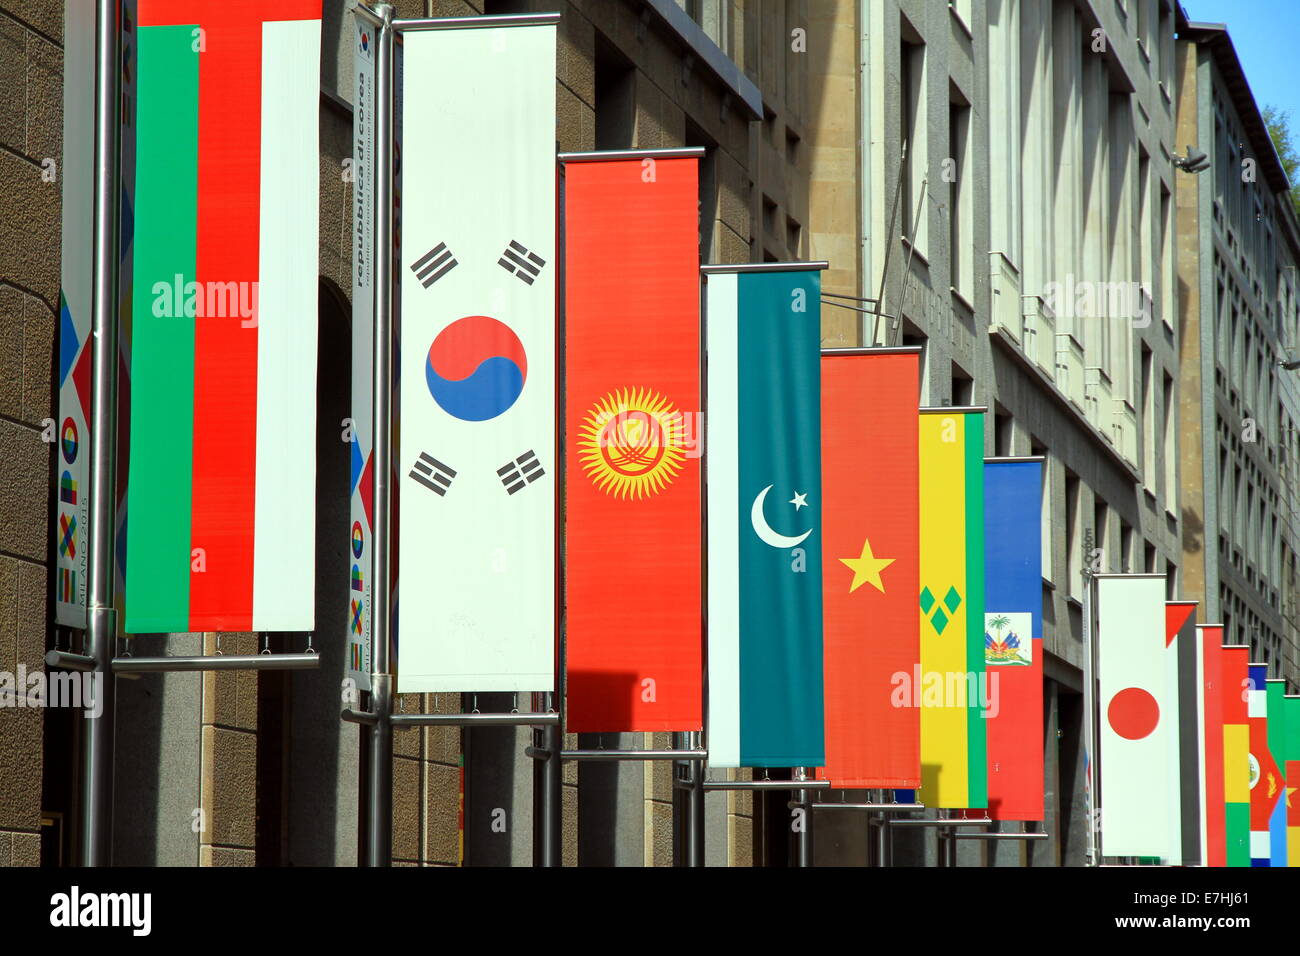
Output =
[
  {"x1": 1082, "y1": 564, "x2": 1099, "y2": 866},
  {"x1": 80, "y1": 0, "x2": 122, "y2": 867},
  {"x1": 365, "y1": 1, "x2": 396, "y2": 868}
]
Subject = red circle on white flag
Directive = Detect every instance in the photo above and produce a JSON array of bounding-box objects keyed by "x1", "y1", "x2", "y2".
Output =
[{"x1": 1107, "y1": 687, "x2": 1159, "y2": 740}]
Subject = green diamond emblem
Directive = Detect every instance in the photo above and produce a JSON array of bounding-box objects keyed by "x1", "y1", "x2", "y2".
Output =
[
  {"x1": 930, "y1": 608, "x2": 949, "y2": 634},
  {"x1": 919, "y1": 587, "x2": 935, "y2": 614},
  {"x1": 944, "y1": 586, "x2": 962, "y2": 613}
]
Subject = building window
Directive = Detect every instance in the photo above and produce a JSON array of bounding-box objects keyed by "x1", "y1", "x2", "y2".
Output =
[
  {"x1": 949, "y1": 90, "x2": 972, "y2": 300},
  {"x1": 1162, "y1": 371, "x2": 1176, "y2": 510},
  {"x1": 900, "y1": 21, "x2": 928, "y2": 255},
  {"x1": 1066, "y1": 472, "x2": 1082, "y2": 600}
]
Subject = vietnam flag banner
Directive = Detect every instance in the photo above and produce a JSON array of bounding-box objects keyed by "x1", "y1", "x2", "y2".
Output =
[
  {"x1": 395, "y1": 20, "x2": 556, "y2": 692},
  {"x1": 1167, "y1": 602, "x2": 1199, "y2": 864},
  {"x1": 563, "y1": 151, "x2": 703, "y2": 732},
  {"x1": 982, "y1": 458, "x2": 1044, "y2": 820},
  {"x1": 124, "y1": 1, "x2": 321, "y2": 632},
  {"x1": 1265, "y1": 679, "x2": 1289, "y2": 865},
  {"x1": 817, "y1": 349, "x2": 920, "y2": 789},
  {"x1": 1222, "y1": 645, "x2": 1251, "y2": 866},
  {"x1": 1283, "y1": 693, "x2": 1300, "y2": 867},
  {"x1": 705, "y1": 263, "x2": 825, "y2": 768},
  {"x1": 1096, "y1": 574, "x2": 1179, "y2": 861},
  {"x1": 1195, "y1": 626, "x2": 1227, "y2": 866},
  {"x1": 1245, "y1": 665, "x2": 1284, "y2": 865},
  {"x1": 917, "y1": 408, "x2": 986, "y2": 809}
]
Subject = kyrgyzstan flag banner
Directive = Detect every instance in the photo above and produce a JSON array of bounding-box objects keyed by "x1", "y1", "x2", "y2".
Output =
[
  {"x1": 1283, "y1": 692, "x2": 1300, "y2": 867},
  {"x1": 917, "y1": 408, "x2": 986, "y2": 809},
  {"x1": 1195, "y1": 625, "x2": 1227, "y2": 866},
  {"x1": 705, "y1": 264, "x2": 825, "y2": 768},
  {"x1": 982, "y1": 458, "x2": 1044, "y2": 820},
  {"x1": 124, "y1": 1, "x2": 322, "y2": 632},
  {"x1": 1263, "y1": 679, "x2": 1289, "y2": 865},
  {"x1": 1097, "y1": 574, "x2": 1178, "y2": 861},
  {"x1": 563, "y1": 152, "x2": 702, "y2": 732},
  {"x1": 817, "y1": 349, "x2": 920, "y2": 789},
  {"x1": 1167, "y1": 602, "x2": 1200, "y2": 864},
  {"x1": 1222, "y1": 645, "x2": 1252, "y2": 866},
  {"x1": 395, "y1": 22, "x2": 556, "y2": 692}
]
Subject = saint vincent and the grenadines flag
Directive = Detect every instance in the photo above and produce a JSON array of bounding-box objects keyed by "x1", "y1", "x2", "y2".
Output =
[
  {"x1": 563, "y1": 151, "x2": 703, "y2": 732},
  {"x1": 982, "y1": 458, "x2": 1044, "y2": 820},
  {"x1": 124, "y1": 1, "x2": 321, "y2": 632},
  {"x1": 917, "y1": 408, "x2": 986, "y2": 809},
  {"x1": 706, "y1": 264, "x2": 824, "y2": 768},
  {"x1": 818, "y1": 349, "x2": 920, "y2": 789}
]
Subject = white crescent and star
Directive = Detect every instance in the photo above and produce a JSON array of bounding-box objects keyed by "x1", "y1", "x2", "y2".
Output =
[{"x1": 750, "y1": 484, "x2": 813, "y2": 549}]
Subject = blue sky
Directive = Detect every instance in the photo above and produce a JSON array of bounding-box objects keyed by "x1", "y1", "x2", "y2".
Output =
[{"x1": 1181, "y1": 0, "x2": 1300, "y2": 130}]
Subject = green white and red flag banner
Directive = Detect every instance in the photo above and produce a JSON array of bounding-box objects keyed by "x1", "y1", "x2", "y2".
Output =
[
  {"x1": 1097, "y1": 574, "x2": 1180, "y2": 861},
  {"x1": 395, "y1": 22, "x2": 557, "y2": 693},
  {"x1": 1196, "y1": 625, "x2": 1228, "y2": 866},
  {"x1": 122, "y1": 1, "x2": 322, "y2": 632},
  {"x1": 54, "y1": 1, "x2": 96, "y2": 627}
]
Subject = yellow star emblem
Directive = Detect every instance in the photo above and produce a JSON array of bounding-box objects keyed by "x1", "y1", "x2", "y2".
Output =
[
  {"x1": 1288, "y1": 785, "x2": 1296, "y2": 809},
  {"x1": 839, "y1": 538, "x2": 895, "y2": 593}
]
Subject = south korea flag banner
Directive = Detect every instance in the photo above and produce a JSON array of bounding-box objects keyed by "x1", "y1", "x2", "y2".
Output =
[{"x1": 396, "y1": 20, "x2": 557, "y2": 693}]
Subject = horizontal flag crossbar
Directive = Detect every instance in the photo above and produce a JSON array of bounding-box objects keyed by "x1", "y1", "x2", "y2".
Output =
[
  {"x1": 552, "y1": 748, "x2": 708, "y2": 762},
  {"x1": 888, "y1": 818, "x2": 993, "y2": 828},
  {"x1": 342, "y1": 708, "x2": 379, "y2": 726},
  {"x1": 45, "y1": 649, "x2": 97, "y2": 672},
  {"x1": 949, "y1": 832, "x2": 1050, "y2": 841},
  {"x1": 701, "y1": 261, "x2": 829, "y2": 275},
  {"x1": 390, "y1": 711, "x2": 559, "y2": 727},
  {"x1": 695, "y1": 779, "x2": 832, "y2": 791},
  {"x1": 984, "y1": 456, "x2": 1047, "y2": 463},
  {"x1": 392, "y1": 12, "x2": 561, "y2": 32},
  {"x1": 810, "y1": 802, "x2": 928, "y2": 811},
  {"x1": 820, "y1": 346, "x2": 922, "y2": 356},
  {"x1": 111, "y1": 654, "x2": 321, "y2": 673},
  {"x1": 918, "y1": 405, "x2": 989, "y2": 414},
  {"x1": 558, "y1": 147, "x2": 706, "y2": 163}
]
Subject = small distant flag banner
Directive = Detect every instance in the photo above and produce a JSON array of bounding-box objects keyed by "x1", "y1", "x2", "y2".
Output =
[
  {"x1": 1282, "y1": 692, "x2": 1300, "y2": 867},
  {"x1": 563, "y1": 152, "x2": 703, "y2": 732},
  {"x1": 1195, "y1": 626, "x2": 1228, "y2": 866},
  {"x1": 817, "y1": 350, "x2": 920, "y2": 788},
  {"x1": 917, "y1": 408, "x2": 986, "y2": 809},
  {"x1": 1222, "y1": 645, "x2": 1251, "y2": 866},
  {"x1": 54, "y1": 1, "x2": 96, "y2": 627},
  {"x1": 1263, "y1": 679, "x2": 1289, "y2": 866},
  {"x1": 123, "y1": 1, "x2": 322, "y2": 632},
  {"x1": 1167, "y1": 602, "x2": 1199, "y2": 864},
  {"x1": 1097, "y1": 575, "x2": 1179, "y2": 861},
  {"x1": 1246, "y1": 667, "x2": 1282, "y2": 865},
  {"x1": 982, "y1": 458, "x2": 1043, "y2": 820},
  {"x1": 705, "y1": 264, "x2": 825, "y2": 768},
  {"x1": 347, "y1": 8, "x2": 376, "y2": 691},
  {"x1": 395, "y1": 20, "x2": 557, "y2": 692}
]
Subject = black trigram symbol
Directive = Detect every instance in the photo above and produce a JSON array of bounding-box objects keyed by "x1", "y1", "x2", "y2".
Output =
[
  {"x1": 410, "y1": 242, "x2": 458, "y2": 287},
  {"x1": 409, "y1": 453, "x2": 456, "y2": 496},
  {"x1": 497, "y1": 240, "x2": 546, "y2": 285},
  {"x1": 497, "y1": 450, "x2": 545, "y2": 495}
]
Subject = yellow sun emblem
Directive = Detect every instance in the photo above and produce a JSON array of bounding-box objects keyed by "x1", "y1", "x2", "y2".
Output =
[{"x1": 577, "y1": 387, "x2": 686, "y2": 499}]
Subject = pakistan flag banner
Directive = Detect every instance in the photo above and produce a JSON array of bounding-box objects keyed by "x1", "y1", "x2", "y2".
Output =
[
  {"x1": 705, "y1": 263, "x2": 826, "y2": 768},
  {"x1": 917, "y1": 408, "x2": 986, "y2": 809}
]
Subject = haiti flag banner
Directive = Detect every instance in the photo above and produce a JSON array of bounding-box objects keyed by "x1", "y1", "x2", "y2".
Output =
[
  {"x1": 1222, "y1": 644, "x2": 1252, "y2": 866},
  {"x1": 1096, "y1": 574, "x2": 1179, "y2": 861},
  {"x1": 562, "y1": 150, "x2": 703, "y2": 732},
  {"x1": 124, "y1": 1, "x2": 321, "y2": 632},
  {"x1": 1196, "y1": 625, "x2": 1228, "y2": 866},
  {"x1": 1265, "y1": 679, "x2": 1290, "y2": 865},
  {"x1": 395, "y1": 20, "x2": 556, "y2": 693},
  {"x1": 817, "y1": 349, "x2": 920, "y2": 789},
  {"x1": 917, "y1": 408, "x2": 986, "y2": 809},
  {"x1": 982, "y1": 458, "x2": 1044, "y2": 820},
  {"x1": 1167, "y1": 602, "x2": 1200, "y2": 864},
  {"x1": 54, "y1": 0, "x2": 95, "y2": 628},
  {"x1": 705, "y1": 263, "x2": 825, "y2": 768}
]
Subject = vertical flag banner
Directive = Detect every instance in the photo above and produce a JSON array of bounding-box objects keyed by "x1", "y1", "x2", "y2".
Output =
[
  {"x1": 705, "y1": 265, "x2": 825, "y2": 768},
  {"x1": 982, "y1": 459, "x2": 1044, "y2": 820},
  {"x1": 563, "y1": 153, "x2": 702, "y2": 732},
  {"x1": 1196, "y1": 625, "x2": 1227, "y2": 866},
  {"x1": 347, "y1": 12, "x2": 375, "y2": 691},
  {"x1": 1283, "y1": 693, "x2": 1300, "y2": 867},
  {"x1": 396, "y1": 22, "x2": 556, "y2": 692},
  {"x1": 1167, "y1": 602, "x2": 1199, "y2": 864},
  {"x1": 55, "y1": 0, "x2": 96, "y2": 627},
  {"x1": 917, "y1": 408, "x2": 986, "y2": 809},
  {"x1": 1264, "y1": 679, "x2": 1289, "y2": 866},
  {"x1": 124, "y1": 1, "x2": 321, "y2": 632},
  {"x1": 1222, "y1": 645, "x2": 1251, "y2": 866},
  {"x1": 1097, "y1": 574, "x2": 1178, "y2": 860},
  {"x1": 817, "y1": 350, "x2": 920, "y2": 788}
]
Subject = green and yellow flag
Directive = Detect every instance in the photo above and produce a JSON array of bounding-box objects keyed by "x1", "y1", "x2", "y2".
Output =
[{"x1": 918, "y1": 409, "x2": 986, "y2": 809}]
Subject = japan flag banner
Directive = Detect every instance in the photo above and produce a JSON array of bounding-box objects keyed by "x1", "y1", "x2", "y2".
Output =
[{"x1": 395, "y1": 23, "x2": 557, "y2": 693}]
